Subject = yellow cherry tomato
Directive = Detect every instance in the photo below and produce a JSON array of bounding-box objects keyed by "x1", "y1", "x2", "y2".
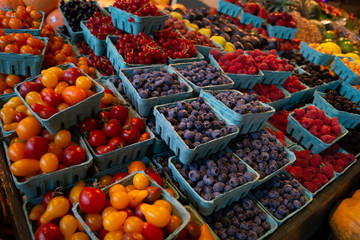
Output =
[
  {"x1": 133, "y1": 173, "x2": 149, "y2": 190},
  {"x1": 69, "y1": 180, "x2": 86, "y2": 205},
  {"x1": 103, "y1": 211, "x2": 127, "y2": 232},
  {"x1": 110, "y1": 191, "x2": 129, "y2": 210},
  {"x1": 123, "y1": 216, "x2": 144, "y2": 233},
  {"x1": 29, "y1": 204, "x2": 45, "y2": 221},
  {"x1": 0, "y1": 107, "x2": 16, "y2": 124},
  {"x1": 104, "y1": 230, "x2": 124, "y2": 240},
  {"x1": 25, "y1": 91, "x2": 44, "y2": 106},
  {"x1": 40, "y1": 196, "x2": 70, "y2": 224},
  {"x1": 70, "y1": 232, "x2": 90, "y2": 240},
  {"x1": 60, "y1": 214, "x2": 78, "y2": 240},
  {"x1": 10, "y1": 159, "x2": 40, "y2": 177},
  {"x1": 54, "y1": 129, "x2": 72, "y2": 148}
]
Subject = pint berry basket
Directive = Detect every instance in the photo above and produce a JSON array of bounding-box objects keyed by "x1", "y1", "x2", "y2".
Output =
[
  {"x1": 267, "y1": 24, "x2": 298, "y2": 40},
  {"x1": 217, "y1": 0, "x2": 242, "y2": 18},
  {"x1": 240, "y1": 10, "x2": 264, "y2": 28}
]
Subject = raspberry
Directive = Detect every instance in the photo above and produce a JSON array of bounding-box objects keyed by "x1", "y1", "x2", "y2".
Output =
[
  {"x1": 305, "y1": 110, "x2": 319, "y2": 120},
  {"x1": 323, "y1": 118, "x2": 332, "y2": 125},
  {"x1": 345, "y1": 154, "x2": 355, "y2": 163},
  {"x1": 276, "y1": 131, "x2": 285, "y2": 142},
  {"x1": 268, "y1": 49, "x2": 277, "y2": 56},
  {"x1": 234, "y1": 62, "x2": 244, "y2": 69},
  {"x1": 313, "y1": 119, "x2": 323, "y2": 126},
  {"x1": 302, "y1": 181, "x2": 318, "y2": 193},
  {"x1": 315, "y1": 173, "x2": 328, "y2": 185},
  {"x1": 294, "y1": 108, "x2": 305, "y2": 119},
  {"x1": 309, "y1": 128, "x2": 319, "y2": 138},
  {"x1": 332, "y1": 165, "x2": 343, "y2": 173},
  {"x1": 298, "y1": 149, "x2": 311, "y2": 161},
  {"x1": 320, "y1": 134, "x2": 336, "y2": 144},
  {"x1": 294, "y1": 158, "x2": 309, "y2": 169},
  {"x1": 223, "y1": 52, "x2": 235, "y2": 61},
  {"x1": 238, "y1": 55, "x2": 247, "y2": 63},
  {"x1": 317, "y1": 111, "x2": 326, "y2": 120},
  {"x1": 330, "y1": 117, "x2": 339, "y2": 126},
  {"x1": 248, "y1": 66, "x2": 258, "y2": 75},
  {"x1": 302, "y1": 167, "x2": 317, "y2": 181},
  {"x1": 285, "y1": 165, "x2": 292, "y2": 172},
  {"x1": 321, "y1": 164, "x2": 334, "y2": 179},
  {"x1": 322, "y1": 154, "x2": 335, "y2": 164},
  {"x1": 312, "y1": 178, "x2": 323, "y2": 189},
  {"x1": 309, "y1": 154, "x2": 322, "y2": 167},
  {"x1": 284, "y1": 64, "x2": 294, "y2": 71},
  {"x1": 289, "y1": 166, "x2": 303, "y2": 179},
  {"x1": 210, "y1": 49, "x2": 222, "y2": 60},
  {"x1": 321, "y1": 125, "x2": 331, "y2": 135},
  {"x1": 228, "y1": 66, "x2": 238, "y2": 74},
  {"x1": 331, "y1": 125, "x2": 341, "y2": 136},
  {"x1": 277, "y1": 65, "x2": 285, "y2": 71},
  {"x1": 237, "y1": 69, "x2": 247, "y2": 74},
  {"x1": 334, "y1": 159, "x2": 346, "y2": 168},
  {"x1": 302, "y1": 172, "x2": 314, "y2": 182},
  {"x1": 234, "y1": 49, "x2": 244, "y2": 56},
  {"x1": 300, "y1": 117, "x2": 314, "y2": 129}
]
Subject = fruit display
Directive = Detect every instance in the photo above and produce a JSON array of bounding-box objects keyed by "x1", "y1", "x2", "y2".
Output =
[
  {"x1": 203, "y1": 197, "x2": 275, "y2": 240},
  {"x1": 79, "y1": 105, "x2": 150, "y2": 155},
  {"x1": 18, "y1": 66, "x2": 98, "y2": 119},
  {"x1": 0, "y1": 96, "x2": 30, "y2": 132},
  {"x1": 229, "y1": 129, "x2": 292, "y2": 180},
  {"x1": 59, "y1": 0, "x2": 100, "y2": 32},
  {"x1": 320, "y1": 144, "x2": 355, "y2": 174},
  {"x1": 251, "y1": 173, "x2": 310, "y2": 221},
  {"x1": 0, "y1": 30, "x2": 45, "y2": 54},
  {"x1": 292, "y1": 106, "x2": 342, "y2": 144},
  {"x1": 0, "y1": 6, "x2": 43, "y2": 30},
  {"x1": 113, "y1": 33, "x2": 168, "y2": 65},
  {"x1": 173, "y1": 150, "x2": 257, "y2": 200},
  {"x1": 84, "y1": 12, "x2": 123, "y2": 40},
  {"x1": 175, "y1": 61, "x2": 232, "y2": 87},
  {"x1": 243, "y1": 3, "x2": 268, "y2": 19},
  {"x1": 127, "y1": 67, "x2": 189, "y2": 99},
  {"x1": 156, "y1": 97, "x2": 237, "y2": 149}
]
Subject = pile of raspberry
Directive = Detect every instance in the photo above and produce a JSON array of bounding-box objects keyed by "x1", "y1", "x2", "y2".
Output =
[
  {"x1": 293, "y1": 106, "x2": 342, "y2": 144},
  {"x1": 320, "y1": 144, "x2": 355, "y2": 173}
]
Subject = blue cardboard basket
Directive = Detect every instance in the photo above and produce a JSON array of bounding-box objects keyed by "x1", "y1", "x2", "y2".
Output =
[
  {"x1": 119, "y1": 65, "x2": 193, "y2": 117},
  {"x1": 196, "y1": 43, "x2": 223, "y2": 62},
  {"x1": 168, "y1": 50, "x2": 205, "y2": 64},
  {"x1": 267, "y1": 24, "x2": 298, "y2": 40},
  {"x1": 153, "y1": 98, "x2": 239, "y2": 164},
  {"x1": 82, "y1": 106, "x2": 155, "y2": 170},
  {"x1": 2, "y1": 10, "x2": 45, "y2": 36},
  {"x1": 289, "y1": 144, "x2": 337, "y2": 196},
  {"x1": 299, "y1": 42, "x2": 335, "y2": 66},
  {"x1": 217, "y1": 0, "x2": 243, "y2": 17},
  {"x1": 169, "y1": 62, "x2": 234, "y2": 93},
  {"x1": 313, "y1": 91, "x2": 360, "y2": 129},
  {"x1": 200, "y1": 89, "x2": 275, "y2": 134},
  {"x1": 260, "y1": 70, "x2": 293, "y2": 85},
  {"x1": 80, "y1": 20, "x2": 108, "y2": 56},
  {"x1": 268, "y1": 86, "x2": 292, "y2": 110},
  {"x1": 240, "y1": 10, "x2": 264, "y2": 28},
  {"x1": 339, "y1": 81, "x2": 360, "y2": 105},
  {"x1": 73, "y1": 172, "x2": 190, "y2": 240},
  {"x1": 108, "y1": 6, "x2": 168, "y2": 35},
  {"x1": 14, "y1": 63, "x2": 105, "y2": 135},
  {"x1": 310, "y1": 80, "x2": 341, "y2": 97},
  {"x1": 331, "y1": 56, "x2": 360, "y2": 85},
  {"x1": 286, "y1": 104, "x2": 348, "y2": 154},
  {"x1": 0, "y1": 36, "x2": 48, "y2": 76},
  {"x1": 4, "y1": 133, "x2": 93, "y2": 199},
  {"x1": 151, "y1": 137, "x2": 168, "y2": 154},
  {"x1": 249, "y1": 171, "x2": 313, "y2": 225},
  {"x1": 169, "y1": 152, "x2": 260, "y2": 216},
  {"x1": 209, "y1": 53, "x2": 264, "y2": 89},
  {"x1": 0, "y1": 93, "x2": 19, "y2": 137}
]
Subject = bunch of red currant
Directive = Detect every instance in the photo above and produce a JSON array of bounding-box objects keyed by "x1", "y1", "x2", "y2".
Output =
[
  {"x1": 85, "y1": 12, "x2": 123, "y2": 40},
  {"x1": 115, "y1": 33, "x2": 168, "y2": 65},
  {"x1": 155, "y1": 28, "x2": 197, "y2": 59},
  {"x1": 113, "y1": 0, "x2": 163, "y2": 16},
  {"x1": 89, "y1": 53, "x2": 116, "y2": 76}
]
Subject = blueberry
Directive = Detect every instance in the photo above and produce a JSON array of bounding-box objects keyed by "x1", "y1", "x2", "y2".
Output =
[
  {"x1": 184, "y1": 139, "x2": 193, "y2": 148},
  {"x1": 183, "y1": 130, "x2": 195, "y2": 141},
  {"x1": 283, "y1": 184, "x2": 292, "y2": 193},
  {"x1": 221, "y1": 216, "x2": 232, "y2": 228},
  {"x1": 203, "y1": 174, "x2": 215, "y2": 186},
  {"x1": 213, "y1": 222, "x2": 222, "y2": 230},
  {"x1": 262, "y1": 221, "x2": 271, "y2": 231},
  {"x1": 201, "y1": 137, "x2": 211, "y2": 143},
  {"x1": 269, "y1": 199, "x2": 280, "y2": 209},
  {"x1": 244, "y1": 171, "x2": 255, "y2": 181},
  {"x1": 203, "y1": 121, "x2": 211, "y2": 130},
  {"x1": 218, "y1": 173, "x2": 228, "y2": 183},
  {"x1": 238, "y1": 176, "x2": 247, "y2": 185},
  {"x1": 194, "y1": 185, "x2": 202, "y2": 194},
  {"x1": 290, "y1": 189, "x2": 301, "y2": 200},
  {"x1": 269, "y1": 161, "x2": 279, "y2": 172},
  {"x1": 242, "y1": 198, "x2": 255, "y2": 210},
  {"x1": 293, "y1": 200, "x2": 302, "y2": 209},
  {"x1": 213, "y1": 182, "x2": 226, "y2": 193},
  {"x1": 194, "y1": 121, "x2": 203, "y2": 131},
  {"x1": 235, "y1": 230, "x2": 247, "y2": 240},
  {"x1": 299, "y1": 196, "x2": 306, "y2": 205},
  {"x1": 228, "y1": 177, "x2": 240, "y2": 188},
  {"x1": 240, "y1": 221, "x2": 250, "y2": 230},
  {"x1": 210, "y1": 167, "x2": 220, "y2": 177},
  {"x1": 203, "y1": 193, "x2": 213, "y2": 201},
  {"x1": 269, "y1": 190, "x2": 280, "y2": 198},
  {"x1": 259, "y1": 211, "x2": 267, "y2": 221}
]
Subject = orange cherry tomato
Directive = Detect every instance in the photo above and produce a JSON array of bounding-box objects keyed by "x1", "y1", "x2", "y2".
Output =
[
  {"x1": 10, "y1": 158, "x2": 40, "y2": 177},
  {"x1": 102, "y1": 207, "x2": 117, "y2": 219},
  {"x1": 69, "y1": 180, "x2": 86, "y2": 205},
  {"x1": 41, "y1": 129, "x2": 55, "y2": 141},
  {"x1": 16, "y1": 116, "x2": 41, "y2": 140},
  {"x1": 54, "y1": 129, "x2": 72, "y2": 148},
  {"x1": 110, "y1": 191, "x2": 130, "y2": 210},
  {"x1": 39, "y1": 153, "x2": 59, "y2": 173},
  {"x1": 166, "y1": 215, "x2": 182, "y2": 233},
  {"x1": 128, "y1": 161, "x2": 146, "y2": 174},
  {"x1": 99, "y1": 175, "x2": 113, "y2": 188},
  {"x1": 41, "y1": 72, "x2": 59, "y2": 88},
  {"x1": 71, "y1": 232, "x2": 90, "y2": 240},
  {"x1": 104, "y1": 230, "x2": 124, "y2": 240},
  {"x1": 48, "y1": 142, "x2": 63, "y2": 159},
  {"x1": 133, "y1": 173, "x2": 149, "y2": 190},
  {"x1": 62, "y1": 86, "x2": 87, "y2": 106},
  {"x1": 60, "y1": 214, "x2": 77, "y2": 240},
  {"x1": 4, "y1": 44, "x2": 19, "y2": 53},
  {"x1": 75, "y1": 76, "x2": 92, "y2": 90},
  {"x1": 103, "y1": 211, "x2": 127, "y2": 232},
  {"x1": 7, "y1": 142, "x2": 26, "y2": 162},
  {"x1": 9, "y1": 18, "x2": 24, "y2": 29},
  {"x1": 85, "y1": 213, "x2": 103, "y2": 232},
  {"x1": 54, "y1": 81, "x2": 69, "y2": 95},
  {"x1": 0, "y1": 107, "x2": 16, "y2": 124},
  {"x1": 30, "y1": 10, "x2": 42, "y2": 20},
  {"x1": 29, "y1": 204, "x2": 45, "y2": 221},
  {"x1": 5, "y1": 75, "x2": 21, "y2": 88},
  {"x1": 154, "y1": 200, "x2": 172, "y2": 214},
  {"x1": 109, "y1": 184, "x2": 126, "y2": 197},
  {"x1": 25, "y1": 91, "x2": 43, "y2": 106},
  {"x1": 56, "y1": 102, "x2": 69, "y2": 112},
  {"x1": 123, "y1": 216, "x2": 144, "y2": 233}
]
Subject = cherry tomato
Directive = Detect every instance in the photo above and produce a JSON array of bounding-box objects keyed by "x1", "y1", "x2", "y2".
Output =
[
  {"x1": 88, "y1": 130, "x2": 107, "y2": 148},
  {"x1": 110, "y1": 191, "x2": 130, "y2": 210},
  {"x1": 41, "y1": 129, "x2": 55, "y2": 141},
  {"x1": 108, "y1": 136, "x2": 127, "y2": 149},
  {"x1": 54, "y1": 129, "x2": 72, "y2": 148},
  {"x1": 85, "y1": 213, "x2": 103, "y2": 232},
  {"x1": 71, "y1": 232, "x2": 90, "y2": 240},
  {"x1": 128, "y1": 161, "x2": 146, "y2": 174},
  {"x1": 142, "y1": 222, "x2": 163, "y2": 240},
  {"x1": 78, "y1": 117, "x2": 97, "y2": 132},
  {"x1": 0, "y1": 107, "x2": 16, "y2": 124},
  {"x1": 166, "y1": 215, "x2": 182, "y2": 234},
  {"x1": 79, "y1": 187, "x2": 106, "y2": 214},
  {"x1": 14, "y1": 112, "x2": 27, "y2": 122},
  {"x1": 35, "y1": 223, "x2": 62, "y2": 240},
  {"x1": 104, "y1": 118, "x2": 122, "y2": 138},
  {"x1": 59, "y1": 215, "x2": 77, "y2": 240},
  {"x1": 48, "y1": 142, "x2": 62, "y2": 159},
  {"x1": 103, "y1": 211, "x2": 127, "y2": 232},
  {"x1": 25, "y1": 136, "x2": 49, "y2": 159},
  {"x1": 41, "y1": 88, "x2": 62, "y2": 108},
  {"x1": 147, "y1": 172, "x2": 163, "y2": 187},
  {"x1": 99, "y1": 175, "x2": 112, "y2": 188},
  {"x1": 7, "y1": 142, "x2": 26, "y2": 162},
  {"x1": 97, "y1": 228, "x2": 109, "y2": 240},
  {"x1": 109, "y1": 105, "x2": 128, "y2": 124},
  {"x1": 112, "y1": 172, "x2": 128, "y2": 183},
  {"x1": 95, "y1": 144, "x2": 114, "y2": 155},
  {"x1": 130, "y1": 117, "x2": 145, "y2": 132},
  {"x1": 42, "y1": 190, "x2": 57, "y2": 207},
  {"x1": 31, "y1": 103, "x2": 57, "y2": 119},
  {"x1": 61, "y1": 145, "x2": 86, "y2": 167},
  {"x1": 121, "y1": 126, "x2": 140, "y2": 144},
  {"x1": 75, "y1": 76, "x2": 92, "y2": 90},
  {"x1": 62, "y1": 86, "x2": 86, "y2": 106},
  {"x1": 40, "y1": 153, "x2": 59, "y2": 173},
  {"x1": 123, "y1": 216, "x2": 144, "y2": 233},
  {"x1": 16, "y1": 116, "x2": 41, "y2": 140},
  {"x1": 133, "y1": 173, "x2": 149, "y2": 190},
  {"x1": 139, "y1": 132, "x2": 150, "y2": 142},
  {"x1": 186, "y1": 222, "x2": 201, "y2": 239},
  {"x1": 99, "y1": 111, "x2": 110, "y2": 121},
  {"x1": 41, "y1": 72, "x2": 58, "y2": 88}
]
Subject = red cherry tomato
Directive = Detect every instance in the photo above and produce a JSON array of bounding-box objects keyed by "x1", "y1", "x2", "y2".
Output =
[
  {"x1": 109, "y1": 105, "x2": 128, "y2": 124},
  {"x1": 88, "y1": 130, "x2": 108, "y2": 148},
  {"x1": 104, "y1": 118, "x2": 122, "y2": 138},
  {"x1": 112, "y1": 172, "x2": 128, "y2": 183},
  {"x1": 78, "y1": 117, "x2": 98, "y2": 132},
  {"x1": 108, "y1": 136, "x2": 127, "y2": 148},
  {"x1": 42, "y1": 190, "x2": 55, "y2": 207},
  {"x1": 146, "y1": 168, "x2": 154, "y2": 174},
  {"x1": 142, "y1": 222, "x2": 164, "y2": 240},
  {"x1": 14, "y1": 111, "x2": 27, "y2": 122},
  {"x1": 97, "y1": 228, "x2": 109, "y2": 240},
  {"x1": 147, "y1": 172, "x2": 163, "y2": 187},
  {"x1": 139, "y1": 132, "x2": 150, "y2": 142},
  {"x1": 43, "y1": 91, "x2": 62, "y2": 108},
  {"x1": 95, "y1": 144, "x2": 114, "y2": 155},
  {"x1": 79, "y1": 187, "x2": 106, "y2": 214},
  {"x1": 61, "y1": 145, "x2": 86, "y2": 167},
  {"x1": 31, "y1": 103, "x2": 57, "y2": 119},
  {"x1": 25, "y1": 136, "x2": 49, "y2": 159},
  {"x1": 98, "y1": 111, "x2": 110, "y2": 121},
  {"x1": 35, "y1": 223, "x2": 62, "y2": 240},
  {"x1": 121, "y1": 126, "x2": 140, "y2": 144},
  {"x1": 130, "y1": 117, "x2": 145, "y2": 132}
]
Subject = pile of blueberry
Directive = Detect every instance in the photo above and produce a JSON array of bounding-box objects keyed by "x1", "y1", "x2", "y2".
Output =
[
  {"x1": 229, "y1": 129, "x2": 290, "y2": 179},
  {"x1": 175, "y1": 61, "x2": 232, "y2": 87},
  {"x1": 252, "y1": 174, "x2": 308, "y2": 220},
  {"x1": 173, "y1": 151, "x2": 257, "y2": 200},
  {"x1": 157, "y1": 97, "x2": 237, "y2": 148},
  {"x1": 129, "y1": 68, "x2": 188, "y2": 99},
  {"x1": 203, "y1": 197, "x2": 273, "y2": 240},
  {"x1": 153, "y1": 151, "x2": 175, "y2": 179},
  {"x1": 211, "y1": 90, "x2": 272, "y2": 114}
]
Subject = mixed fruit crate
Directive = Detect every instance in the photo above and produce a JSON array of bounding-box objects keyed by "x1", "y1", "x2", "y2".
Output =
[{"x1": 1, "y1": 1, "x2": 360, "y2": 240}]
